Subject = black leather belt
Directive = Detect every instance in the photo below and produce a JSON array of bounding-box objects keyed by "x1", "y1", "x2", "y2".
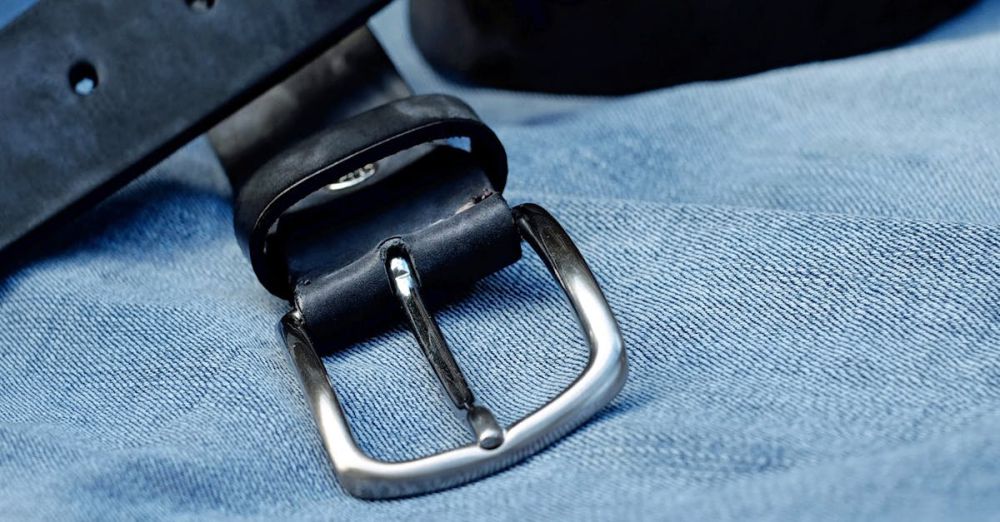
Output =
[
  {"x1": 216, "y1": 27, "x2": 627, "y2": 498},
  {"x1": 0, "y1": 2, "x2": 627, "y2": 498},
  {"x1": 0, "y1": 0, "x2": 387, "y2": 273}
]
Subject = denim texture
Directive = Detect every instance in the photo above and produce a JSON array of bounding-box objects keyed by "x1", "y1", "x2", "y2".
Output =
[{"x1": 2, "y1": 1, "x2": 1000, "y2": 520}]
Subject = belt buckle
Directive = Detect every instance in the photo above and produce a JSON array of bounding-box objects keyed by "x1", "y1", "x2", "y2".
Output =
[{"x1": 279, "y1": 204, "x2": 628, "y2": 499}]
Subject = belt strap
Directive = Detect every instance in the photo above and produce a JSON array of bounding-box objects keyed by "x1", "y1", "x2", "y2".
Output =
[
  {"x1": 0, "y1": 0, "x2": 386, "y2": 272},
  {"x1": 211, "y1": 27, "x2": 521, "y2": 348},
  {"x1": 233, "y1": 94, "x2": 512, "y2": 298},
  {"x1": 234, "y1": 94, "x2": 520, "y2": 348}
]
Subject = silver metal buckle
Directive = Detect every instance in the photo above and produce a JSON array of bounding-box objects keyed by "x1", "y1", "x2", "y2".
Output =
[{"x1": 280, "y1": 204, "x2": 628, "y2": 499}]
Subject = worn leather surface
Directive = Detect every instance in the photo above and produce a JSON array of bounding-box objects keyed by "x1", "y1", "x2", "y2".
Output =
[
  {"x1": 289, "y1": 148, "x2": 520, "y2": 350},
  {"x1": 232, "y1": 94, "x2": 511, "y2": 298},
  {"x1": 231, "y1": 93, "x2": 519, "y2": 349},
  {"x1": 209, "y1": 26, "x2": 411, "y2": 188},
  {"x1": 0, "y1": 0, "x2": 387, "y2": 273},
  {"x1": 209, "y1": 26, "x2": 521, "y2": 350}
]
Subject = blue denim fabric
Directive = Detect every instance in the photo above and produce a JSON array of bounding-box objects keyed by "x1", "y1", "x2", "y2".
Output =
[{"x1": 2, "y1": 1, "x2": 1000, "y2": 520}]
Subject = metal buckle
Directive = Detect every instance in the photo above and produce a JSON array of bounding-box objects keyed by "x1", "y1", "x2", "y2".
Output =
[{"x1": 280, "y1": 204, "x2": 628, "y2": 499}]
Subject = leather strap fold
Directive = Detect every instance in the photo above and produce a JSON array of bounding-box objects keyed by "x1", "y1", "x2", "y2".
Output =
[
  {"x1": 234, "y1": 93, "x2": 510, "y2": 298},
  {"x1": 0, "y1": 0, "x2": 387, "y2": 272}
]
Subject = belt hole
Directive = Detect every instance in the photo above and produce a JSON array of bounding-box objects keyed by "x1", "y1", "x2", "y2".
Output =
[
  {"x1": 68, "y1": 61, "x2": 98, "y2": 96},
  {"x1": 185, "y1": 0, "x2": 215, "y2": 11}
]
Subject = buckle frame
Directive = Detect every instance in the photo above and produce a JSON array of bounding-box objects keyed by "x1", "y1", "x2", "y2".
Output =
[{"x1": 280, "y1": 204, "x2": 627, "y2": 499}]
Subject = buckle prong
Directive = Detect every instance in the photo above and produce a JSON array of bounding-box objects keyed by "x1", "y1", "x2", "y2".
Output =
[{"x1": 387, "y1": 255, "x2": 504, "y2": 450}]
